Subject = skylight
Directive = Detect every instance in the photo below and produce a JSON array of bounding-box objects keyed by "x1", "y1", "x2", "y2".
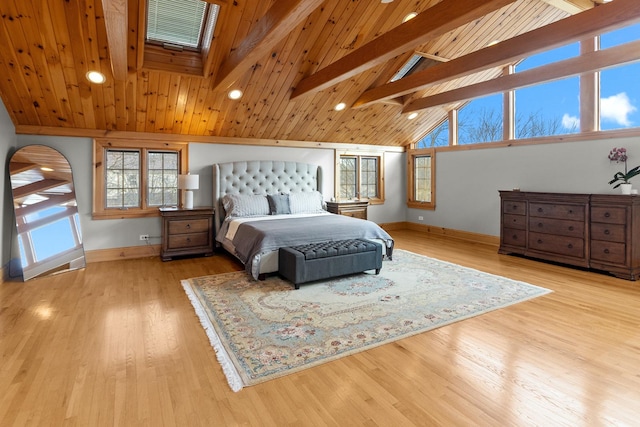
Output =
[
  {"x1": 390, "y1": 54, "x2": 424, "y2": 82},
  {"x1": 147, "y1": 0, "x2": 219, "y2": 50}
]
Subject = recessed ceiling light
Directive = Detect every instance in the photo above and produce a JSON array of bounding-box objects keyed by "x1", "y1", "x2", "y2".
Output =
[
  {"x1": 334, "y1": 102, "x2": 346, "y2": 111},
  {"x1": 403, "y1": 12, "x2": 418, "y2": 22},
  {"x1": 408, "y1": 112, "x2": 418, "y2": 120},
  {"x1": 86, "y1": 71, "x2": 106, "y2": 84},
  {"x1": 228, "y1": 89, "x2": 243, "y2": 100}
]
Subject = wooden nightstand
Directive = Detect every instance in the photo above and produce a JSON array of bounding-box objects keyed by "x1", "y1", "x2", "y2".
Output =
[
  {"x1": 159, "y1": 207, "x2": 214, "y2": 261},
  {"x1": 326, "y1": 200, "x2": 369, "y2": 220}
]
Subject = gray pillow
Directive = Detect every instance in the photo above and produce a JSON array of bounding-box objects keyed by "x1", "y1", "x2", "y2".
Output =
[{"x1": 267, "y1": 194, "x2": 291, "y2": 215}]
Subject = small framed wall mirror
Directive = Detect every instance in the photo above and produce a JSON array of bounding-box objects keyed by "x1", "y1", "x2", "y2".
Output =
[{"x1": 8, "y1": 145, "x2": 85, "y2": 280}]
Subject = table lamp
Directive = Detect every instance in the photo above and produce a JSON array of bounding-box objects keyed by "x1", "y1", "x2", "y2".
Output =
[{"x1": 179, "y1": 173, "x2": 199, "y2": 209}]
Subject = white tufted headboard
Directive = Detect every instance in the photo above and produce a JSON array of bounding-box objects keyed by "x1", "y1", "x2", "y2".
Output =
[{"x1": 212, "y1": 160, "x2": 323, "y2": 238}]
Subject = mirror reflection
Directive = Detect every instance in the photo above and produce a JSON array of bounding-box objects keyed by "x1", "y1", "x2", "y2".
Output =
[{"x1": 9, "y1": 145, "x2": 85, "y2": 280}]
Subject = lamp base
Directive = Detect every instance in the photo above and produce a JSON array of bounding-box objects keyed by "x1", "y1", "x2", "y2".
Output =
[{"x1": 184, "y1": 190, "x2": 194, "y2": 209}]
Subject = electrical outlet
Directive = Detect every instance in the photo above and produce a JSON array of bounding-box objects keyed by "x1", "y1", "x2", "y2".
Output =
[
  {"x1": 418, "y1": 216, "x2": 424, "y2": 221},
  {"x1": 140, "y1": 234, "x2": 149, "y2": 241}
]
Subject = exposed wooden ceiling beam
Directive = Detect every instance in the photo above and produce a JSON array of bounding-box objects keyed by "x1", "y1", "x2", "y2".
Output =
[
  {"x1": 101, "y1": 0, "x2": 129, "y2": 81},
  {"x1": 403, "y1": 39, "x2": 640, "y2": 113},
  {"x1": 540, "y1": 0, "x2": 594, "y2": 14},
  {"x1": 354, "y1": 0, "x2": 640, "y2": 108},
  {"x1": 213, "y1": 0, "x2": 324, "y2": 91},
  {"x1": 12, "y1": 179, "x2": 68, "y2": 199},
  {"x1": 290, "y1": 0, "x2": 518, "y2": 100}
]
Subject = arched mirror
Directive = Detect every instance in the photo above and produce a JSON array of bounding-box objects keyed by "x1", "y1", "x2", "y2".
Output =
[{"x1": 9, "y1": 145, "x2": 85, "y2": 280}]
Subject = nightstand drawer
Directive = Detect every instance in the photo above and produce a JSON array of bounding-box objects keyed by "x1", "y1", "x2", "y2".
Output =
[
  {"x1": 169, "y1": 218, "x2": 210, "y2": 234},
  {"x1": 168, "y1": 232, "x2": 210, "y2": 249}
]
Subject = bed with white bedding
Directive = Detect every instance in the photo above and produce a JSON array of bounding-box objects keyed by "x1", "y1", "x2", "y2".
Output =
[{"x1": 213, "y1": 160, "x2": 394, "y2": 279}]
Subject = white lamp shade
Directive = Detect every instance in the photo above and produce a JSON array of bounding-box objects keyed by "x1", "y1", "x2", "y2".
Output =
[{"x1": 178, "y1": 174, "x2": 199, "y2": 190}]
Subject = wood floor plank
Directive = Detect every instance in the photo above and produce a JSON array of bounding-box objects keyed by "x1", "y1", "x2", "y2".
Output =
[{"x1": 1, "y1": 230, "x2": 640, "y2": 425}]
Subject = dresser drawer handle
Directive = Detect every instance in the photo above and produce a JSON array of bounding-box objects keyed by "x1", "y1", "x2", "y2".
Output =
[
  {"x1": 567, "y1": 244, "x2": 573, "y2": 249},
  {"x1": 186, "y1": 237, "x2": 191, "y2": 242},
  {"x1": 604, "y1": 212, "x2": 611, "y2": 218},
  {"x1": 186, "y1": 223, "x2": 191, "y2": 229},
  {"x1": 604, "y1": 229, "x2": 610, "y2": 235},
  {"x1": 569, "y1": 209, "x2": 573, "y2": 214},
  {"x1": 568, "y1": 226, "x2": 574, "y2": 231},
  {"x1": 512, "y1": 205, "x2": 518, "y2": 210},
  {"x1": 537, "y1": 222, "x2": 543, "y2": 227},
  {"x1": 604, "y1": 248, "x2": 610, "y2": 254},
  {"x1": 537, "y1": 207, "x2": 543, "y2": 213},
  {"x1": 512, "y1": 234, "x2": 518, "y2": 240},
  {"x1": 537, "y1": 239, "x2": 543, "y2": 244}
]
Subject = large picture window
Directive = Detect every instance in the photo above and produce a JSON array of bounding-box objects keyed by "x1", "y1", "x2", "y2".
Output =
[{"x1": 93, "y1": 139, "x2": 188, "y2": 219}]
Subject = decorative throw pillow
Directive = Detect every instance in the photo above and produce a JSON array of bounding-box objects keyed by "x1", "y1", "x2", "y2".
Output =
[
  {"x1": 289, "y1": 191, "x2": 324, "y2": 214},
  {"x1": 267, "y1": 194, "x2": 291, "y2": 215},
  {"x1": 221, "y1": 194, "x2": 270, "y2": 218}
]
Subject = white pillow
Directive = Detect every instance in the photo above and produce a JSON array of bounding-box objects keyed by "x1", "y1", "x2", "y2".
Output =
[
  {"x1": 222, "y1": 194, "x2": 269, "y2": 218},
  {"x1": 289, "y1": 191, "x2": 324, "y2": 214}
]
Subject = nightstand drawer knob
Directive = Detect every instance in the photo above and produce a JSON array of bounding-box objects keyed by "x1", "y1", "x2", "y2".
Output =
[
  {"x1": 604, "y1": 248, "x2": 610, "y2": 254},
  {"x1": 604, "y1": 229, "x2": 610, "y2": 235},
  {"x1": 605, "y1": 212, "x2": 611, "y2": 218},
  {"x1": 186, "y1": 223, "x2": 191, "y2": 229}
]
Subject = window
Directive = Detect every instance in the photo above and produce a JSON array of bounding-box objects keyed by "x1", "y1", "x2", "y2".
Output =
[
  {"x1": 146, "y1": 0, "x2": 219, "y2": 50},
  {"x1": 458, "y1": 94, "x2": 503, "y2": 144},
  {"x1": 93, "y1": 139, "x2": 188, "y2": 219},
  {"x1": 407, "y1": 148, "x2": 435, "y2": 210},
  {"x1": 335, "y1": 151, "x2": 384, "y2": 204},
  {"x1": 417, "y1": 119, "x2": 449, "y2": 148},
  {"x1": 143, "y1": 0, "x2": 221, "y2": 76}
]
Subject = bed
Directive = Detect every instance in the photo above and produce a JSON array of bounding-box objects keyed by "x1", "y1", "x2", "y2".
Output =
[{"x1": 213, "y1": 160, "x2": 394, "y2": 279}]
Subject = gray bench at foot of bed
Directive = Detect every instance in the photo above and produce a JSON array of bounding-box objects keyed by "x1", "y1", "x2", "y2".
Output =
[{"x1": 278, "y1": 239, "x2": 383, "y2": 289}]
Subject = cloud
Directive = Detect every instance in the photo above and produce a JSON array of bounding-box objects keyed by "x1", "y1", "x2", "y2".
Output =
[
  {"x1": 601, "y1": 92, "x2": 637, "y2": 127},
  {"x1": 562, "y1": 114, "x2": 580, "y2": 130}
]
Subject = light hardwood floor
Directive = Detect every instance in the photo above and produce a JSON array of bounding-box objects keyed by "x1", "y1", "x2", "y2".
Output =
[{"x1": 1, "y1": 230, "x2": 640, "y2": 426}]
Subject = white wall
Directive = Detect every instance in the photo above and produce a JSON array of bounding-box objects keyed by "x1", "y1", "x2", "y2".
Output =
[
  {"x1": 410, "y1": 136, "x2": 640, "y2": 236},
  {"x1": 0, "y1": 100, "x2": 17, "y2": 267},
  {"x1": 5, "y1": 136, "x2": 406, "y2": 253}
]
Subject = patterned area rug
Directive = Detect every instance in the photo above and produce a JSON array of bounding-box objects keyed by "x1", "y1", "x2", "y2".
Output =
[{"x1": 181, "y1": 249, "x2": 550, "y2": 391}]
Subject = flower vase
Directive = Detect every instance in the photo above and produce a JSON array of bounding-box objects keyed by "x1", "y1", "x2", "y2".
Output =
[{"x1": 620, "y1": 183, "x2": 632, "y2": 195}]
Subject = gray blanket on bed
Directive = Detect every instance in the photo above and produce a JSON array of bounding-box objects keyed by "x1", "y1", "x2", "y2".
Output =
[{"x1": 232, "y1": 214, "x2": 394, "y2": 275}]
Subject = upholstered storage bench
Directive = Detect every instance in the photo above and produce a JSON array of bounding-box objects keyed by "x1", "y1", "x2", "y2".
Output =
[{"x1": 278, "y1": 239, "x2": 382, "y2": 289}]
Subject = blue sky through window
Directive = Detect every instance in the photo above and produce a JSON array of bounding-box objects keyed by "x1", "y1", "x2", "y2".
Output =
[{"x1": 417, "y1": 23, "x2": 639, "y2": 146}]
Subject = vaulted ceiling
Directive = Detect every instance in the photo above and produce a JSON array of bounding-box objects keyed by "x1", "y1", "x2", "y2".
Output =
[{"x1": 0, "y1": 0, "x2": 634, "y2": 147}]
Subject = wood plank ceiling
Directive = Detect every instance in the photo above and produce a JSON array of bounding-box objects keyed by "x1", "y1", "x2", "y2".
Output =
[{"x1": 0, "y1": 0, "x2": 624, "y2": 147}]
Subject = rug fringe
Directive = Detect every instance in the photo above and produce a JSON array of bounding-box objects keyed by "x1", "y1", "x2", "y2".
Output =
[{"x1": 181, "y1": 279, "x2": 244, "y2": 392}]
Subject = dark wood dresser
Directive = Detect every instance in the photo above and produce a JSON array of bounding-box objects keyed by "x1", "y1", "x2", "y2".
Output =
[
  {"x1": 499, "y1": 191, "x2": 640, "y2": 280},
  {"x1": 159, "y1": 207, "x2": 214, "y2": 261},
  {"x1": 326, "y1": 200, "x2": 368, "y2": 220}
]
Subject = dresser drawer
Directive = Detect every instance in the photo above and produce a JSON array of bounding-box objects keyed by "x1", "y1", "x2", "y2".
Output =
[
  {"x1": 591, "y1": 223, "x2": 625, "y2": 242},
  {"x1": 591, "y1": 206, "x2": 626, "y2": 224},
  {"x1": 502, "y1": 228, "x2": 526, "y2": 247},
  {"x1": 167, "y1": 232, "x2": 210, "y2": 250},
  {"x1": 168, "y1": 218, "x2": 210, "y2": 234},
  {"x1": 590, "y1": 240, "x2": 626, "y2": 264},
  {"x1": 503, "y1": 214, "x2": 526, "y2": 230},
  {"x1": 503, "y1": 201, "x2": 526, "y2": 215},
  {"x1": 529, "y1": 217, "x2": 584, "y2": 238},
  {"x1": 529, "y1": 232, "x2": 584, "y2": 258},
  {"x1": 529, "y1": 203, "x2": 585, "y2": 221}
]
